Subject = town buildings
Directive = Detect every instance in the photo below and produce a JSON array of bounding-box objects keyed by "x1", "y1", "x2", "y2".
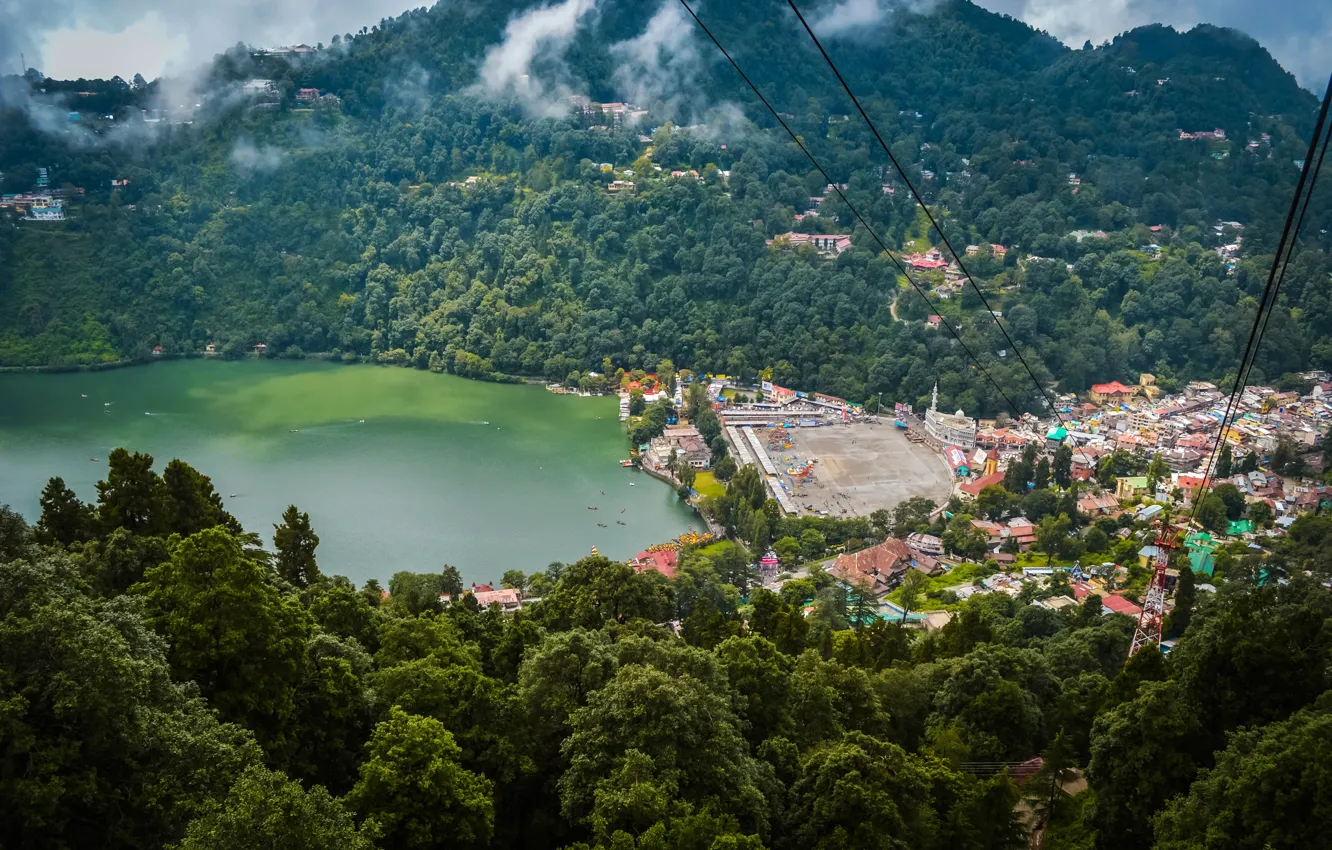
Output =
[
  {"x1": 440, "y1": 584, "x2": 524, "y2": 613},
  {"x1": 828, "y1": 537, "x2": 940, "y2": 596},
  {"x1": 644, "y1": 424, "x2": 710, "y2": 471},
  {"x1": 1087, "y1": 381, "x2": 1137, "y2": 405},
  {"x1": 24, "y1": 199, "x2": 65, "y2": 221},
  {"x1": 765, "y1": 232, "x2": 853, "y2": 256}
]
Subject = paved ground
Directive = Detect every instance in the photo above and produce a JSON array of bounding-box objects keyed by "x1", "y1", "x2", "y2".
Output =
[{"x1": 756, "y1": 421, "x2": 955, "y2": 517}]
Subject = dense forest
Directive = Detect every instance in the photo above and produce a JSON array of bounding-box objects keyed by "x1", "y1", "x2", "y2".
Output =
[
  {"x1": 2, "y1": 0, "x2": 1331, "y2": 415},
  {"x1": 3, "y1": 449, "x2": 1332, "y2": 849}
]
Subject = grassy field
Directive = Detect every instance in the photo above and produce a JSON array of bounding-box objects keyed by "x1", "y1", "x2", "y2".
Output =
[
  {"x1": 1012, "y1": 548, "x2": 1116, "y2": 570},
  {"x1": 696, "y1": 540, "x2": 742, "y2": 559},
  {"x1": 901, "y1": 207, "x2": 933, "y2": 253},
  {"x1": 693, "y1": 471, "x2": 727, "y2": 502},
  {"x1": 886, "y1": 560, "x2": 995, "y2": 605}
]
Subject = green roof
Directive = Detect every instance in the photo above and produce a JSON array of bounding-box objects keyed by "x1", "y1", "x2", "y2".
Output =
[
  {"x1": 1121, "y1": 476, "x2": 1149, "y2": 487},
  {"x1": 1189, "y1": 549, "x2": 1216, "y2": 576},
  {"x1": 1228, "y1": 519, "x2": 1254, "y2": 535},
  {"x1": 1047, "y1": 426, "x2": 1068, "y2": 441},
  {"x1": 1185, "y1": 532, "x2": 1215, "y2": 549}
]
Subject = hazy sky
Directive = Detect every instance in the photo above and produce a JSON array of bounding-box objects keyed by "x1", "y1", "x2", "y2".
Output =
[{"x1": 1, "y1": 0, "x2": 1326, "y2": 88}]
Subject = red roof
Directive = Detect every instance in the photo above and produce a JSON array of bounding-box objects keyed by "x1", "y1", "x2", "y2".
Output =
[
  {"x1": 632, "y1": 549, "x2": 678, "y2": 580},
  {"x1": 1100, "y1": 594, "x2": 1141, "y2": 616},
  {"x1": 831, "y1": 539, "x2": 912, "y2": 591},
  {"x1": 960, "y1": 470, "x2": 1006, "y2": 497},
  {"x1": 1177, "y1": 474, "x2": 1206, "y2": 491},
  {"x1": 1090, "y1": 381, "x2": 1135, "y2": 395}
]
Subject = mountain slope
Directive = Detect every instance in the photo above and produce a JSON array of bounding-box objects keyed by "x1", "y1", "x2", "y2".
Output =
[{"x1": 0, "y1": 0, "x2": 1327, "y2": 414}]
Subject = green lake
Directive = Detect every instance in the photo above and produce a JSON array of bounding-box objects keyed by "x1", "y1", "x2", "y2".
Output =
[{"x1": 0, "y1": 360, "x2": 697, "y2": 585}]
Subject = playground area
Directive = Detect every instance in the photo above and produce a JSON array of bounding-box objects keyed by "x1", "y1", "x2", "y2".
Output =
[{"x1": 756, "y1": 422, "x2": 954, "y2": 517}]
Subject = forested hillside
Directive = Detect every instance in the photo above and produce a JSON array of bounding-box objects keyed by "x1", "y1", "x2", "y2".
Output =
[
  {"x1": 3, "y1": 450, "x2": 1331, "y2": 849},
  {"x1": 1, "y1": 0, "x2": 1329, "y2": 415}
]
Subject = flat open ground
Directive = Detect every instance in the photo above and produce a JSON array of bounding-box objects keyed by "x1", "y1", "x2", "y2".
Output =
[{"x1": 756, "y1": 421, "x2": 955, "y2": 517}]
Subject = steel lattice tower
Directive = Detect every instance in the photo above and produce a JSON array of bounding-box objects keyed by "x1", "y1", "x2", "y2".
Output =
[{"x1": 1128, "y1": 517, "x2": 1175, "y2": 659}]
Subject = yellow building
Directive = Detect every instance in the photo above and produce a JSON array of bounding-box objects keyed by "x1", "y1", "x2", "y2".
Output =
[
  {"x1": 1139, "y1": 373, "x2": 1160, "y2": 400},
  {"x1": 1116, "y1": 476, "x2": 1149, "y2": 501}
]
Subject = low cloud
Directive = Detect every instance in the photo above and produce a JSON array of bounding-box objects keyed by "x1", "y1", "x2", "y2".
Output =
[
  {"x1": 230, "y1": 138, "x2": 283, "y2": 174},
  {"x1": 809, "y1": 0, "x2": 940, "y2": 39},
  {"x1": 472, "y1": 0, "x2": 598, "y2": 118},
  {"x1": 610, "y1": 1, "x2": 703, "y2": 119},
  {"x1": 385, "y1": 64, "x2": 434, "y2": 114},
  {"x1": 0, "y1": 75, "x2": 162, "y2": 148},
  {"x1": 1, "y1": 0, "x2": 414, "y2": 82}
]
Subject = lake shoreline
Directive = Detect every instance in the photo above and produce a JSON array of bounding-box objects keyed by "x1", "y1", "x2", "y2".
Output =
[
  {"x1": 0, "y1": 351, "x2": 546, "y2": 385},
  {"x1": 0, "y1": 360, "x2": 699, "y2": 583}
]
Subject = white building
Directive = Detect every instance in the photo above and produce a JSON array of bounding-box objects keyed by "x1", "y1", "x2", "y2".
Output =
[
  {"x1": 923, "y1": 382, "x2": 977, "y2": 450},
  {"x1": 24, "y1": 198, "x2": 65, "y2": 221}
]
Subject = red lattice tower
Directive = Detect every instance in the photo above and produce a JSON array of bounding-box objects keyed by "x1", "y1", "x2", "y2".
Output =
[{"x1": 1128, "y1": 516, "x2": 1175, "y2": 659}]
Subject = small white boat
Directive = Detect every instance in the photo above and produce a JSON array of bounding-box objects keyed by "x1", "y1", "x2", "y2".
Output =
[{"x1": 629, "y1": 482, "x2": 636, "y2": 486}]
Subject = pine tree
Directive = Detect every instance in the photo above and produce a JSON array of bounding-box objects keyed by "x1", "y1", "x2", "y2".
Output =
[
  {"x1": 273, "y1": 505, "x2": 321, "y2": 587},
  {"x1": 1035, "y1": 729, "x2": 1077, "y2": 822},
  {"x1": 1164, "y1": 565, "x2": 1197, "y2": 639},
  {"x1": 162, "y1": 459, "x2": 240, "y2": 537},
  {"x1": 35, "y1": 476, "x2": 94, "y2": 545},
  {"x1": 1146, "y1": 453, "x2": 1170, "y2": 494},
  {"x1": 1215, "y1": 442, "x2": 1233, "y2": 478},
  {"x1": 1034, "y1": 457, "x2": 1051, "y2": 490},
  {"x1": 1053, "y1": 443, "x2": 1073, "y2": 488},
  {"x1": 96, "y1": 448, "x2": 166, "y2": 535},
  {"x1": 1238, "y1": 451, "x2": 1259, "y2": 474}
]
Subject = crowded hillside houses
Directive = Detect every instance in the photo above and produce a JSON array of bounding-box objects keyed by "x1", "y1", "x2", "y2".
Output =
[
  {"x1": 927, "y1": 370, "x2": 1328, "y2": 511},
  {"x1": 0, "y1": 168, "x2": 68, "y2": 221},
  {"x1": 820, "y1": 367, "x2": 1332, "y2": 608},
  {"x1": 1048, "y1": 372, "x2": 1326, "y2": 494}
]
